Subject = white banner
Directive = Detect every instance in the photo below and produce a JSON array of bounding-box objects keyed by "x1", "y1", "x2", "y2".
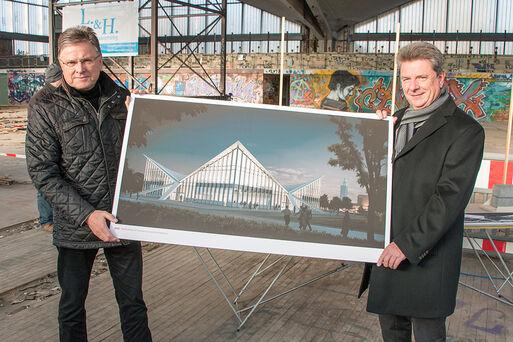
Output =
[{"x1": 62, "y1": 1, "x2": 139, "y2": 57}]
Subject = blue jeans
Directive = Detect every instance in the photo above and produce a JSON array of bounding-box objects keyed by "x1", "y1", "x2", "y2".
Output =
[
  {"x1": 57, "y1": 243, "x2": 152, "y2": 342},
  {"x1": 37, "y1": 192, "x2": 53, "y2": 225}
]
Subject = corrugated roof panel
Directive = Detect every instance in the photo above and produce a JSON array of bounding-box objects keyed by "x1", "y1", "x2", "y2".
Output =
[
  {"x1": 423, "y1": 0, "x2": 446, "y2": 32},
  {"x1": 377, "y1": 9, "x2": 398, "y2": 32},
  {"x1": 139, "y1": 3, "x2": 151, "y2": 38},
  {"x1": 0, "y1": 0, "x2": 13, "y2": 32},
  {"x1": 355, "y1": 18, "x2": 376, "y2": 33},
  {"x1": 470, "y1": 0, "x2": 496, "y2": 54},
  {"x1": 243, "y1": 4, "x2": 261, "y2": 34},
  {"x1": 227, "y1": 2, "x2": 242, "y2": 34},
  {"x1": 262, "y1": 11, "x2": 280, "y2": 33},
  {"x1": 172, "y1": 5, "x2": 188, "y2": 36},
  {"x1": 447, "y1": 0, "x2": 472, "y2": 54},
  {"x1": 400, "y1": 0, "x2": 422, "y2": 34},
  {"x1": 376, "y1": 8, "x2": 399, "y2": 53},
  {"x1": 497, "y1": 0, "x2": 513, "y2": 54}
]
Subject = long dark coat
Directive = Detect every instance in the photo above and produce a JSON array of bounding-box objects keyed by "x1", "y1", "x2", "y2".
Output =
[{"x1": 365, "y1": 96, "x2": 484, "y2": 318}]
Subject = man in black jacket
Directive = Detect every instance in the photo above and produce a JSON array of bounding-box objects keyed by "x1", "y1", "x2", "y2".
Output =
[
  {"x1": 26, "y1": 26, "x2": 151, "y2": 342},
  {"x1": 363, "y1": 42, "x2": 484, "y2": 341}
]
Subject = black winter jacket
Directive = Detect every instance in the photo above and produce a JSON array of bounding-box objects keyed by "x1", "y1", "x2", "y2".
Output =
[{"x1": 26, "y1": 71, "x2": 130, "y2": 249}]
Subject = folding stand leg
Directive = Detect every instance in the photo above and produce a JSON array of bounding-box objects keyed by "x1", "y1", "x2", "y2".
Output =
[
  {"x1": 460, "y1": 232, "x2": 513, "y2": 307},
  {"x1": 193, "y1": 247, "x2": 355, "y2": 331},
  {"x1": 193, "y1": 247, "x2": 242, "y2": 323},
  {"x1": 235, "y1": 254, "x2": 285, "y2": 304},
  {"x1": 484, "y1": 230, "x2": 513, "y2": 298},
  {"x1": 236, "y1": 255, "x2": 293, "y2": 330},
  {"x1": 237, "y1": 262, "x2": 353, "y2": 315}
]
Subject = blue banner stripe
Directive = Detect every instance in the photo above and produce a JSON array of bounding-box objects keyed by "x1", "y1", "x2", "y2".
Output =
[{"x1": 100, "y1": 42, "x2": 138, "y2": 54}]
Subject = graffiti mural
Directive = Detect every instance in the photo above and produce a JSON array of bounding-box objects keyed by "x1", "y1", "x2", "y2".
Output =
[
  {"x1": 112, "y1": 72, "x2": 263, "y2": 103},
  {"x1": 290, "y1": 70, "x2": 512, "y2": 121},
  {"x1": 353, "y1": 71, "x2": 408, "y2": 113},
  {"x1": 8, "y1": 72, "x2": 45, "y2": 104},
  {"x1": 446, "y1": 73, "x2": 512, "y2": 121}
]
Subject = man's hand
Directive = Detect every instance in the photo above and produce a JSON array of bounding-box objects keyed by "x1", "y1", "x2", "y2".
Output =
[
  {"x1": 377, "y1": 242, "x2": 406, "y2": 269},
  {"x1": 125, "y1": 88, "x2": 149, "y2": 111},
  {"x1": 376, "y1": 109, "x2": 398, "y2": 124},
  {"x1": 85, "y1": 210, "x2": 120, "y2": 242}
]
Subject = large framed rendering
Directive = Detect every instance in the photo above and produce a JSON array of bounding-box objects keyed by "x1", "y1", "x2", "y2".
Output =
[{"x1": 111, "y1": 95, "x2": 394, "y2": 262}]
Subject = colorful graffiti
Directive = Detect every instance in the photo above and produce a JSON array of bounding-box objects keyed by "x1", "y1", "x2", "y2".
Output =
[
  {"x1": 160, "y1": 73, "x2": 263, "y2": 103},
  {"x1": 290, "y1": 70, "x2": 512, "y2": 121},
  {"x1": 353, "y1": 72, "x2": 408, "y2": 113},
  {"x1": 8, "y1": 72, "x2": 45, "y2": 104},
  {"x1": 113, "y1": 72, "x2": 263, "y2": 104},
  {"x1": 446, "y1": 74, "x2": 511, "y2": 121}
]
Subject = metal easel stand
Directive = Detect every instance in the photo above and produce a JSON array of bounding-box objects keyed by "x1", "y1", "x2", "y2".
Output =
[
  {"x1": 192, "y1": 247, "x2": 353, "y2": 331},
  {"x1": 460, "y1": 231, "x2": 513, "y2": 307}
]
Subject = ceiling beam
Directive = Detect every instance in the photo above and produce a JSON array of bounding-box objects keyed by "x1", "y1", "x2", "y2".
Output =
[
  {"x1": 278, "y1": 0, "x2": 325, "y2": 39},
  {"x1": 305, "y1": 0, "x2": 334, "y2": 39}
]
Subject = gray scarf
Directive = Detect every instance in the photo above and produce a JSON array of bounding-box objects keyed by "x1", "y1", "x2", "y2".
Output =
[{"x1": 394, "y1": 86, "x2": 449, "y2": 157}]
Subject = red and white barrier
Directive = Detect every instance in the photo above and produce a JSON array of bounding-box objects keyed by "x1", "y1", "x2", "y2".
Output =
[
  {"x1": 475, "y1": 159, "x2": 513, "y2": 189},
  {"x1": 463, "y1": 236, "x2": 513, "y2": 255},
  {"x1": 0, "y1": 153, "x2": 26, "y2": 159},
  {"x1": 0, "y1": 122, "x2": 26, "y2": 129}
]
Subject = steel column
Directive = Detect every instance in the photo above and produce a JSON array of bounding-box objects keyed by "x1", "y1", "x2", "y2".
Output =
[
  {"x1": 150, "y1": 0, "x2": 158, "y2": 94},
  {"x1": 220, "y1": 0, "x2": 227, "y2": 96}
]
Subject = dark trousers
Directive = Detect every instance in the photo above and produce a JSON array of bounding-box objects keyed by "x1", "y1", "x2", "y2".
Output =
[
  {"x1": 378, "y1": 314, "x2": 446, "y2": 342},
  {"x1": 57, "y1": 243, "x2": 152, "y2": 342}
]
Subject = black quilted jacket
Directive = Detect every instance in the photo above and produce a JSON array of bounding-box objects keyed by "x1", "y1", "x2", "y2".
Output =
[{"x1": 26, "y1": 72, "x2": 130, "y2": 249}]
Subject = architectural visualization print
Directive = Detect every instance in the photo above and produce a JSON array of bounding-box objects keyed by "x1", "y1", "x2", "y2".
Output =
[{"x1": 112, "y1": 95, "x2": 392, "y2": 262}]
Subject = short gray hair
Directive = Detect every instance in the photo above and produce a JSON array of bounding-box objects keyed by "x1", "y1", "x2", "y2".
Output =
[
  {"x1": 58, "y1": 26, "x2": 101, "y2": 57},
  {"x1": 397, "y1": 42, "x2": 444, "y2": 75}
]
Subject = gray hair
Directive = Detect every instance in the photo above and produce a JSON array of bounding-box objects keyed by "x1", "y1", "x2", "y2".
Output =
[
  {"x1": 397, "y1": 42, "x2": 444, "y2": 75},
  {"x1": 58, "y1": 26, "x2": 101, "y2": 57}
]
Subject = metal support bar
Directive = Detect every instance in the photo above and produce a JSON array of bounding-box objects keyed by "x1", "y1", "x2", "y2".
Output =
[
  {"x1": 220, "y1": 0, "x2": 227, "y2": 96},
  {"x1": 102, "y1": 62, "x2": 129, "y2": 90},
  {"x1": 193, "y1": 247, "x2": 353, "y2": 331},
  {"x1": 107, "y1": 57, "x2": 147, "y2": 90},
  {"x1": 206, "y1": 248, "x2": 239, "y2": 299},
  {"x1": 48, "y1": 0, "x2": 55, "y2": 63},
  {"x1": 237, "y1": 262, "x2": 353, "y2": 315},
  {"x1": 484, "y1": 230, "x2": 513, "y2": 292},
  {"x1": 349, "y1": 32, "x2": 513, "y2": 42},
  {"x1": 150, "y1": 0, "x2": 158, "y2": 94},
  {"x1": 236, "y1": 256, "x2": 293, "y2": 330},
  {"x1": 193, "y1": 247, "x2": 242, "y2": 322},
  {"x1": 461, "y1": 230, "x2": 513, "y2": 305},
  {"x1": 459, "y1": 281, "x2": 513, "y2": 307}
]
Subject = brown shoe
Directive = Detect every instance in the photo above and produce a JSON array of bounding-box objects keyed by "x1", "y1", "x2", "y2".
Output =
[{"x1": 42, "y1": 223, "x2": 53, "y2": 233}]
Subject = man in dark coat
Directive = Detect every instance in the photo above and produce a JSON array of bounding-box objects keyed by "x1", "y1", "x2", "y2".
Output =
[
  {"x1": 362, "y1": 42, "x2": 484, "y2": 341},
  {"x1": 25, "y1": 26, "x2": 152, "y2": 342}
]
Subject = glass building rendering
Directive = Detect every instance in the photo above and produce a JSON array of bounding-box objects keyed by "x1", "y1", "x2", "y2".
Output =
[{"x1": 141, "y1": 141, "x2": 322, "y2": 211}]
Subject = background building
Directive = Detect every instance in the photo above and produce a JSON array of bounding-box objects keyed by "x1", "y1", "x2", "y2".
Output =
[{"x1": 140, "y1": 141, "x2": 322, "y2": 212}]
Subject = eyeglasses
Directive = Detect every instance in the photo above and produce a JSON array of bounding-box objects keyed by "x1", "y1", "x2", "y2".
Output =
[{"x1": 59, "y1": 54, "x2": 101, "y2": 68}]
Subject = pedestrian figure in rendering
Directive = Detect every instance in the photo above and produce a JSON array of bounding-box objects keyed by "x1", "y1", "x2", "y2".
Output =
[
  {"x1": 281, "y1": 205, "x2": 292, "y2": 226},
  {"x1": 26, "y1": 26, "x2": 152, "y2": 342},
  {"x1": 320, "y1": 70, "x2": 360, "y2": 111},
  {"x1": 305, "y1": 205, "x2": 313, "y2": 231},
  {"x1": 298, "y1": 204, "x2": 307, "y2": 230},
  {"x1": 359, "y1": 42, "x2": 484, "y2": 342},
  {"x1": 28, "y1": 62, "x2": 63, "y2": 233}
]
